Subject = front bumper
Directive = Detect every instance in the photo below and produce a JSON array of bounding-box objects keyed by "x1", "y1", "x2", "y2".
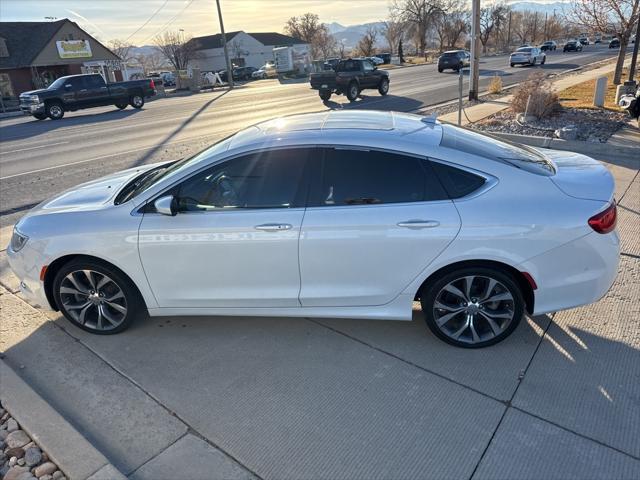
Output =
[
  {"x1": 6, "y1": 243, "x2": 51, "y2": 310},
  {"x1": 19, "y1": 101, "x2": 45, "y2": 115}
]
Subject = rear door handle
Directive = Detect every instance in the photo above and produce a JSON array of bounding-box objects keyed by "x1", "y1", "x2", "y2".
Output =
[
  {"x1": 254, "y1": 223, "x2": 292, "y2": 231},
  {"x1": 397, "y1": 220, "x2": 440, "y2": 229}
]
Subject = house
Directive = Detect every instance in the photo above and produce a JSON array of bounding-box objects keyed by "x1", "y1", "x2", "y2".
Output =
[
  {"x1": 187, "y1": 31, "x2": 307, "y2": 72},
  {"x1": 0, "y1": 19, "x2": 121, "y2": 102}
]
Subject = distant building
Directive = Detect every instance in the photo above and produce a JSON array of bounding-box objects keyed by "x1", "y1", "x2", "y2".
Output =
[
  {"x1": 0, "y1": 19, "x2": 121, "y2": 102},
  {"x1": 187, "y1": 31, "x2": 307, "y2": 71}
]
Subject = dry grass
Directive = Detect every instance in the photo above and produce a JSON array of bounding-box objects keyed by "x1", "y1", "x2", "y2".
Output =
[
  {"x1": 488, "y1": 75, "x2": 503, "y2": 94},
  {"x1": 558, "y1": 67, "x2": 628, "y2": 111},
  {"x1": 511, "y1": 72, "x2": 560, "y2": 119},
  {"x1": 404, "y1": 56, "x2": 428, "y2": 64}
]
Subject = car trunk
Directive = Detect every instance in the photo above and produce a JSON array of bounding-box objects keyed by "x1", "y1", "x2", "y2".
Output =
[{"x1": 545, "y1": 150, "x2": 615, "y2": 202}]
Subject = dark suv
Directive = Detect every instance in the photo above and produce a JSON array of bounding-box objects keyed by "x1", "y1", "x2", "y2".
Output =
[
  {"x1": 437, "y1": 50, "x2": 470, "y2": 72},
  {"x1": 563, "y1": 41, "x2": 583, "y2": 52}
]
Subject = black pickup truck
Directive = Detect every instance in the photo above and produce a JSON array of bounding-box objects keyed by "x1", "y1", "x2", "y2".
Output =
[
  {"x1": 19, "y1": 74, "x2": 156, "y2": 120},
  {"x1": 309, "y1": 58, "x2": 389, "y2": 102}
]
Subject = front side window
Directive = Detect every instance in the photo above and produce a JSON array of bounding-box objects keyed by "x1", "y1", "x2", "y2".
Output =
[
  {"x1": 176, "y1": 149, "x2": 308, "y2": 211},
  {"x1": 310, "y1": 149, "x2": 447, "y2": 207},
  {"x1": 363, "y1": 61, "x2": 374, "y2": 72}
]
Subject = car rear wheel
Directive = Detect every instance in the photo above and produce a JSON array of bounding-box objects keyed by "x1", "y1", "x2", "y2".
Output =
[
  {"x1": 46, "y1": 102, "x2": 64, "y2": 120},
  {"x1": 53, "y1": 259, "x2": 143, "y2": 335},
  {"x1": 421, "y1": 267, "x2": 524, "y2": 348},
  {"x1": 319, "y1": 90, "x2": 331, "y2": 101},
  {"x1": 438, "y1": 67, "x2": 443, "y2": 73},
  {"x1": 32, "y1": 113, "x2": 47, "y2": 120},
  {"x1": 510, "y1": 63, "x2": 515, "y2": 67},
  {"x1": 130, "y1": 94, "x2": 144, "y2": 109},
  {"x1": 115, "y1": 101, "x2": 128, "y2": 110},
  {"x1": 378, "y1": 78, "x2": 389, "y2": 96},
  {"x1": 346, "y1": 82, "x2": 359, "y2": 102}
]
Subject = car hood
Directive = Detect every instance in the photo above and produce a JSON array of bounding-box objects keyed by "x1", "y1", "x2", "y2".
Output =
[
  {"x1": 28, "y1": 162, "x2": 171, "y2": 215},
  {"x1": 544, "y1": 149, "x2": 615, "y2": 202},
  {"x1": 19, "y1": 88, "x2": 49, "y2": 97}
]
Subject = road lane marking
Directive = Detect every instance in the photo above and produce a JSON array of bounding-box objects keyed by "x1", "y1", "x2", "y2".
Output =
[{"x1": 1, "y1": 141, "x2": 69, "y2": 154}]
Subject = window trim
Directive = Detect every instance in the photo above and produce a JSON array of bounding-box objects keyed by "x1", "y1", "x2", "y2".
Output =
[{"x1": 427, "y1": 156, "x2": 498, "y2": 202}]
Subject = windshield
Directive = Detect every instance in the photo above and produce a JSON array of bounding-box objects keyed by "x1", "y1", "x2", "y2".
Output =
[
  {"x1": 516, "y1": 47, "x2": 532, "y2": 53},
  {"x1": 440, "y1": 124, "x2": 556, "y2": 176},
  {"x1": 48, "y1": 77, "x2": 70, "y2": 89},
  {"x1": 114, "y1": 134, "x2": 234, "y2": 204}
]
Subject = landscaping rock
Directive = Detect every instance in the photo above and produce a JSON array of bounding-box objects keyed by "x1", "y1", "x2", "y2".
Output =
[
  {"x1": 40, "y1": 476, "x2": 53, "y2": 480},
  {"x1": 17, "y1": 457, "x2": 25, "y2": 466},
  {"x1": 52, "y1": 471, "x2": 64, "y2": 480},
  {"x1": 7, "y1": 418, "x2": 18, "y2": 432},
  {"x1": 9, "y1": 456, "x2": 17, "y2": 466},
  {"x1": 6, "y1": 446, "x2": 25, "y2": 458},
  {"x1": 0, "y1": 463, "x2": 8, "y2": 478},
  {"x1": 24, "y1": 446, "x2": 42, "y2": 467},
  {"x1": 556, "y1": 125, "x2": 578, "y2": 140},
  {"x1": 0, "y1": 429, "x2": 8, "y2": 440},
  {"x1": 3, "y1": 466, "x2": 28, "y2": 480},
  {"x1": 33, "y1": 461, "x2": 57, "y2": 477},
  {"x1": 6, "y1": 430, "x2": 30, "y2": 448}
]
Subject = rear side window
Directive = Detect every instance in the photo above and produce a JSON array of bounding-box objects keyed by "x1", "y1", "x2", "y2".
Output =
[
  {"x1": 430, "y1": 161, "x2": 486, "y2": 199},
  {"x1": 309, "y1": 149, "x2": 448, "y2": 206}
]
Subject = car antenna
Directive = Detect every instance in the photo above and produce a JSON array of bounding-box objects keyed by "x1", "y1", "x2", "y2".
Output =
[{"x1": 421, "y1": 112, "x2": 438, "y2": 127}]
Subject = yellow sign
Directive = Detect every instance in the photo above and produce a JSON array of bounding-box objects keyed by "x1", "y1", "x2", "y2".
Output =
[{"x1": 56, "y1": 40, "x2": 92, "y2": 59}]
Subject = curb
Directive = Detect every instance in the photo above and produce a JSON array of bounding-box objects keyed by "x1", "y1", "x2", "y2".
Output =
[
  {"x1": 488, "y1": 131, "x2": 639, "y2": 159},
  {"x1": 0, "y1": 359, "x2": 127, "y2": 480},
  {"x1": 0, "y1": 111, "x2": 25, "y2": 120}
]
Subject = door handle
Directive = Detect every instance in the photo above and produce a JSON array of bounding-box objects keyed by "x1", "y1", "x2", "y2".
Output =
[
  {"x1": 397, "y1": 220, "x2": 440, "y2": 229},
  {"x1": 254, "y1": 223, "x2": 292, "y2": 231}
]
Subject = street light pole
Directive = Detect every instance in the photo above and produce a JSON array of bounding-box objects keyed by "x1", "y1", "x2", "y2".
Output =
[
  {"x1": 216, "y1": 0, "x2": 234, "y2": 88},
  {"x1": 469, "y1": 0, "x2": 480, "y2": 100}
]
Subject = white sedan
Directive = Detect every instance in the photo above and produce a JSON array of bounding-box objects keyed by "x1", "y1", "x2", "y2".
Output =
[
  {"x1": 8, "y1": 111, "x2": 619, "y2": 347},
  {"x1": 510, "y1": 46, "x2": 546, "y2": 67}
]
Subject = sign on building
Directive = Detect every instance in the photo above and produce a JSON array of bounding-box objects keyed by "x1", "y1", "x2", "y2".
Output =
[{"x1": 56, "y1": 40, "x2": 92, "y2": 59}]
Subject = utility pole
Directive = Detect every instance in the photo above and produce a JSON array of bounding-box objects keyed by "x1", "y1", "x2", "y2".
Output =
[
  {"x1": 507, "y1": 11, "x2": 512, "y2": 52},
  {"x1": 629, "y1": 18, "x2": 640, "y2": 83},
  {"x1": 469, "y1": 0, "x2": 480, "y2": 100},
  {"x1": 216, "y1": 0, "x2": 234, "y2": 88}
]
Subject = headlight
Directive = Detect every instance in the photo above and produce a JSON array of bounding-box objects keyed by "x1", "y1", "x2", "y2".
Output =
[
  {"x1": 30, "y1": 95, "x2": 39, "y2": 103},
  {"x1": 10, "y1": 228, "x2": 29, "y2": 252}
]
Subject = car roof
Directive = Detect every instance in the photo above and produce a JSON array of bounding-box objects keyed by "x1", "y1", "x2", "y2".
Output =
[{"x1": 443, "y1": 50, "x2": 464, "y2": 54}]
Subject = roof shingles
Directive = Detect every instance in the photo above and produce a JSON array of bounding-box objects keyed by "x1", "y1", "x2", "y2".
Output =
[
  {"x1": 189, "y1": 31, "x2": 305, "y2": 51},
  {"x1": 0, "y1": 20, "x2": 66, "y2": 69}
]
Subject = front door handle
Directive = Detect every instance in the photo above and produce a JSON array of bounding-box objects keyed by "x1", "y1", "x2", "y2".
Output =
[
  {"x1": 397, "y1": 220, "x2": 440, "y2": 229},
  {"x1": 254, "y1": 223, "x2": 292, "y2": 231}
]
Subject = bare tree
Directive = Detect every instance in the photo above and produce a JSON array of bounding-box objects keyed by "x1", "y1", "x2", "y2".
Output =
[
  {"x1": 393, "y1": 0, "x2": 446, "y2": 56},
  {"x1": 480, "y1": 3, "x2": 509, "y2": 53},
  {"x1": 316, "y1": 28, "x2": 337, "y2": 59},
  {"x1": 153, "y1": 30, "x2": 198, "y2": 71},
  {"x1": 569, "y1": 0, "x2": 640, "y2": 83},
  {"x1": 230, "y1": 39, "x2": 248, "y2": 65},
  {"x1": 134, "y1": 52, "x2": 167, "y2": 74},
  {"x1": 383, "y1": 16, "x2": 405, "y2": 54},
  {"x1": 337, "y1": 39, "x2": 348, "y2": 58},
  {"x1": 355, "y1": 26, "x2": 378, "y2": 57},
  {"x1": 108, "y1": 39, "x2": 134, "y2": 63},
  {"x1": 284, "y1": 13, "x2": 334, "y2": 59},
  {"x1": 434, "y1": 1, "x2": 469, "y2": 51}
]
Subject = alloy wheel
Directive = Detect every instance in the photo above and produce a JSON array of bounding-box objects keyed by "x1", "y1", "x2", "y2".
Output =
[
  {"x1": 49, "y1": 105, "x2": 63, "y2": 118},
  {"x1": 132, "y1": 96, "x2": 143, "y2": 107},
  {"x1": 432, "y1": 275, "x2": 515, "y2": 345},
  {"x1": 59, "y1": 270, "x2": 128, "y2": 331}
]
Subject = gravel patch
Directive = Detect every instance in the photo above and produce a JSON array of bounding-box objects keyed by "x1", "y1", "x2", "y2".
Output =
[
  {"x1": 472, "y1": 107, "x2": 628, "y2": 142},
  {"x1": 0, "y1": 402, "x2": 66, "y2": 480}
]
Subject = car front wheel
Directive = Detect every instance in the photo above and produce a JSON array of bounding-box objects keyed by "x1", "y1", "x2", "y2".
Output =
[
  {"x1": 346, "y1": 82, "x2": 359, "y2": 102},
  {"x1": 378, "y1": 78, "x2": 389, "y2": 95},
  {"x1": 46, "y1": 102, "x2": 64, "y2": 120},
  {"x1": 53, "y1": 259, "x2": 143, "y2": 335},
  {"x1": 319, "y1": 90, "x2": 331, "y2": 101},
  {"x1": 32, "y1": 113, "x2": 47, "y2": 120},
  {"x1": 421, "y1": 267, "x2": 525, "y2": 348}
]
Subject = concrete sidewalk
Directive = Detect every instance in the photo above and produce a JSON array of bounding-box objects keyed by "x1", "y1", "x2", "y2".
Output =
[{"x1": 0, "y1": 159, "x2": 638, "y2": 479}]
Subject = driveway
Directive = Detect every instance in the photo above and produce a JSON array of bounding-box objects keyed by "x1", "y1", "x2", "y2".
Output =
[{"x1": 1, "y1": 157, "x2": 639, "y2": 479}]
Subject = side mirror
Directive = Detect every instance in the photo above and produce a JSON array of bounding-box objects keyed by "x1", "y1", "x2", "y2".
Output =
[{"x1": 154, "y1": 195, "x2": 178, "y2": 216}]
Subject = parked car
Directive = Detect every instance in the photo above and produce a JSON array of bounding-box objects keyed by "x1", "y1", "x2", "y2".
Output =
[
  {"x1": 322, "y1": 58, "x2": 340, "y2": 71},
  {"x1": 579, "y1": 37, "x2": 589, "y2": 45},
  {"x1": 251, "y1": 63, "x2": 277, "y2": 79},
  {"x1": 563, "y1": 40, "x2": 583, "y2": 52},
  {"x1": 540, "y1": 41, "x2": 557, "y2": 51},
  {"x1": 378, "y1": 53, "x2": 392, "y2": 64},
  {"x1": 366, "y1": 56, "x2": 385, "y2": 65},
  {"x1": 437, "y1": 50, "x2": 471, "y2": 72},
  {"x1": 19, "y1": 73, "x2": 156, "y2": 120},
  {"x1": 309, "y1": 58, "x2": 389, "y2": 101},
  {"x1": 233, "y1": 66, "x2": 258, "y2": 80},
  {"x1": 609, "y1": 38, "x2": 621, "y2": 49},
  {"x1": 7, "y1": 111, "x2": 619, "y2": 348},
  {"x1": 509, "y1": 47, "x2": 546, "y2": 67}
]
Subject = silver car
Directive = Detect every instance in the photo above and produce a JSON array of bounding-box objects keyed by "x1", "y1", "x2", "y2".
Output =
[{"x1": 510, "y1": 47, "x2": 546, "y2": 67}]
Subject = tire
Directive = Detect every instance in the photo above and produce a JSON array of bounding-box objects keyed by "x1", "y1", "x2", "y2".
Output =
[
  {"x1": 115, "y1": 101, "x2": 128, "y2": 110},
  {"x1": 53, "y1": 258, "x2": 144, "y2": 335},
  {"x1": 438, "y1": 67, "x2": 443, "y2": 73},
  {"x1": 531, "y1": 58, "x2": 536, "y2": 66},
  {"x1": 129, "y1": 93, "x2": 145, "y2": 109},
  {"x1": 45, "y1": 102, "x2": 64, "y2": 120},
  {"x1": 510, "y1": 63, "x2": 515, "y2": 67},
  {"x1": 32, "y1": 113, "x2": 47, "y2": 120},
  {"x1": 541, "y1": 56, "x2": 546, "y2": 65},
  {"x1": 319, "y1": 90, "x2": 331, "y2": 101},
  {"x1": 346, "y1": 81, "x2": 359, "y2": 102},
  {"x1": 420, "y1": 266, "x2": 525, "y2": 348},
  {"x1": 378, "y1": 78, "x2": 389, "y2": 96}
]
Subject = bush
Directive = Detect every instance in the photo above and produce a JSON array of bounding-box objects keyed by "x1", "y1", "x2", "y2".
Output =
[
  {"x1": 511, "y1": 72, "x2": 560, "y2": 119},
  {"x1": 488, "y1": 75, "x2": 503, "y2": 94}
]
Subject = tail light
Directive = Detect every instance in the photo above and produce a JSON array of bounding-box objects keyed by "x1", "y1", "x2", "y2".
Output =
[
  {"x1": 588, "y1": 201, "x2": 617, "y2": 234},
  {"x1": 149, "y1": 79, "x2": 155, "y2": 89}
]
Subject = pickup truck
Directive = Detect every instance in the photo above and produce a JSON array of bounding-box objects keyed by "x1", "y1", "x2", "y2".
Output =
[
  {"x1": 19, "y1": 74, "x2": 156, "y2": 120},
  {"x1": 309, "y1": 58, "x2": 389, "y2": 102}
]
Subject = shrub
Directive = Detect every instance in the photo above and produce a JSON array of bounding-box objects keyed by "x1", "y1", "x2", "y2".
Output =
[
  {"x1": 511, "y1": 72, "x2": 560, "y2": 119},
  {"x1": 488, "y1": 75, "x2": 503, "y2": 94}
]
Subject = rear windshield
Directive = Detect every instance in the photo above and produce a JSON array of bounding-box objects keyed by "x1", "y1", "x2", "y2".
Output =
[
  {"x1": 440, "y1": 124, "x2": 556, "y2": 176},
  {"x1": 516, "y1": 47, "x2": 533, "y2": 53},
  {"x1": 442, "y1": 52, "x2": 460, "y2": 57}
]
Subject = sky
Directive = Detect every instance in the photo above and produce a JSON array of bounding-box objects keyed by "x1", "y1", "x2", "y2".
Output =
[{"x1": 0, "y1": 0, "x2": 564, "y2": 46}]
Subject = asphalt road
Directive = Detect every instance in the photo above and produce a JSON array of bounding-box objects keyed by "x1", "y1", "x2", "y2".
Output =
[{"x1": 0, "y1": 44, "x2": 627, "y2": 227}]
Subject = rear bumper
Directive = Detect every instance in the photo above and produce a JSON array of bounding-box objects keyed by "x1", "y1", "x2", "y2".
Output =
[{"x1": 518, "y1": 231, "x2": 620, "y2": 316}]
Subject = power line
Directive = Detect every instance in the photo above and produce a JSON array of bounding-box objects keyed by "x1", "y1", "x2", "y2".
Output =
[
  {"x1": 125, "y1": 0, "x2": 171, "y2": 43},
  {"x1": 141, "y1": 0, "x2": 197, "y2": 44}
]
